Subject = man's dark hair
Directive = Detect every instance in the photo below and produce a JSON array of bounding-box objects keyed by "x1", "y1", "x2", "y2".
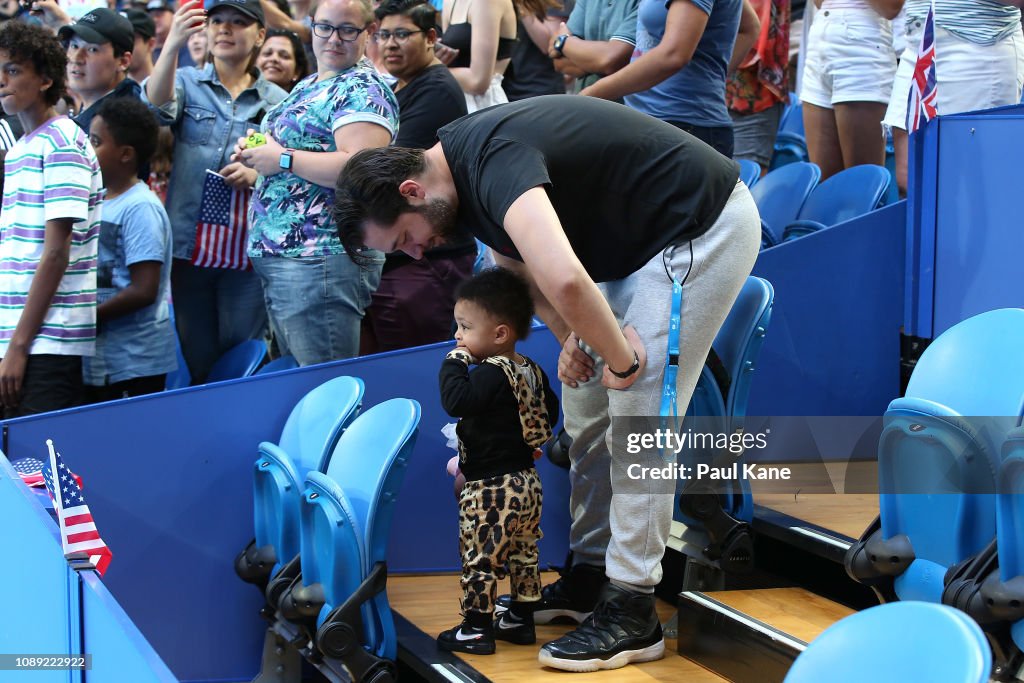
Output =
[
  {"x1": 456, "y1": 267, "x2": 535, "y2": 341},
  {"x1": 0, "y1": 23, "x2": 67, "y2": 106},
  {"x1": 95, "y1": 97, "x2": 159, "y2": 167},
  {"x1": 374, "y1": 0, "x2": 438, "y2": 32},
  {"x1": 334, "y1": 146, "x2": 427, "y2": 256}
]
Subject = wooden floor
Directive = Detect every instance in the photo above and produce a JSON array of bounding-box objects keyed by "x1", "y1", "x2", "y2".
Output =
[
  {"x1": 752, "y1": 460, "x2": 880, "y2": 539},
  {"x1": 706, "y1": 587, "x2": 854, "y2": 644},
  {"x1": 389, "y1": 572, "x2": 727, "y2": 682}
]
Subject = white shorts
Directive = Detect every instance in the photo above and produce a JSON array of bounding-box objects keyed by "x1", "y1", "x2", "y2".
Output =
[
  {"x1": 884, "y1": 21, "x2": 1024, "y2": 130},
  {"x1": 801, "y1": 8, "x2": 897, "y2": 108}
]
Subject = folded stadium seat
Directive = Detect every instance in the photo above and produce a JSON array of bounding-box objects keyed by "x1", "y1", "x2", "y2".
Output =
[
  {"x1": 768, "y1": 99, "x2": 808, "y2": 171},
  {"x1": 784, "y1": 602, "x2": 991, "y2": 683},
  {"x1": 205, "y1": 339, "x2": 268, "y2": 383},
  {"x1": 676, "y1": 276, "x2": 774, "y2": 574},
  {"x1": 780, "y1": 164, "x2": 891, "y2": 242},
  {"x1": 254, "y1": 355, "x2": 299, "y2": 375},
  {"x1": 846, "y1": 309, "x2": 1024, "y2": 605},
  {"x1": 749, "y1": 162, "x2": 821, "y2": 248},
  {"x1": 164, "y1": 304, "x2": 191, "y2": 390},
  {"x1": 277, "y1": 398, "x2": 420, "y2": 682},
  {"x1": 235, "y1": 375, "x2": 365, "y2": 600},
  {"x1": 738, "y1": 158, "x2": 761, "y2": 189}
]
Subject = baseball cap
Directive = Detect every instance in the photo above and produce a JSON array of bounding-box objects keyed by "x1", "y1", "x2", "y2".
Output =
[
  {"x1": 145, "y1": 0, "x2": 173, "y2": 12},
  {"x1": 58, "y1": 8, "x2": 135, "y2": 54},
  {"x1": 206, "y1": 0, "x2": 265, "y2": 26},
  {"x1": 124, "y1": 8, "x2": 156, "y2": 39}
]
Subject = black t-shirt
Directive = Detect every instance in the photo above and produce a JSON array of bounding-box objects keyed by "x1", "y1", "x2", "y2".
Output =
[
  {"x1": 502, "y1": 20, "x2": 566, "y2": 102},
  {"x1": 437, "y1": 95, "x2": 740, "y2": 283},
  {"x1": 394, "y1": 64, "x2": 468, "y2": 150}
]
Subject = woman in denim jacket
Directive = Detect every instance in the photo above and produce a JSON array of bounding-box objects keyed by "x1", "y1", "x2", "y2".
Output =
[{"x1": 144, "y1": 0, "x2": 286, "y2": 384}]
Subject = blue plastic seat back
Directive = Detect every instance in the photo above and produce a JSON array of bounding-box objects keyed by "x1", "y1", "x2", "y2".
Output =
[
  {"x1": 750, "y1": 162, "x2": 821, "y2": 244},
  {"x1": 791, "y1": 164, "x2": 890, "y2": 228},
  {"x1": 784, "y1": 602, "x2": 991, "y2": 683},
  {"x1": 253, "y1": 445, "x2": 305, "y2": 573},
  {"x1": 254, "y1": 355, "x2": 299, "y2": 375},
  {"x1": 778, "y1": 97, "x2": 804, "y2": 137},
  {"x1": 206, "y1": 339, "x2": 268, "y2": 383},
  {"x1": 905, "y1": 309, "x2": 1024, "y2": 416},
  {"x1": 997, "y1": 427, "x2": 1024, "y2": 649},
  {"x1": 278, "y1": 375, "x2": 365, "y2": 474},
  {"x1": 165, "y1": 304, "x2": 191, "y2": 389},
  {"x1": 738, "y1": 159, "x2": 761, "y2": 188},
  {"x1": 313, "y1": 398, "x2": 421, "y2": 659},
  {"x1": 880, "y1": 398, "x2": 1000, "y2": 602}
]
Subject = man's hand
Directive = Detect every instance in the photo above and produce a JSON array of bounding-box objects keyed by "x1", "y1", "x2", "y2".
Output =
[
  {"x1": 0, "y1": 345, "x2": 27, "y2": 408},
  {"x1": 558, "y1": 332, "x2": 595, "y2": 388},
  {"x1": 601, "y1": 325, "x2": 646, "y2": 390}
]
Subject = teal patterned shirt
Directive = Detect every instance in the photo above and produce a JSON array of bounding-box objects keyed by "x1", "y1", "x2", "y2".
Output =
[{"x1": 249, "y1": 58, "x2": 399, "y2": 258}]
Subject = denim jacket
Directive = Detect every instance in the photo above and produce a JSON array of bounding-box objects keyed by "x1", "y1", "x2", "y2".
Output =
[{"x1": 142, "y1": 64, "x2": 287, "y2": 260}]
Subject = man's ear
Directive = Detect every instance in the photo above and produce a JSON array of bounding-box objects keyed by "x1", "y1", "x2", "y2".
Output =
[
  {"x1": 118, "y1": 50, "x2": 133, "y2": 73},
  {"x1": 426, "y1": 27, "x2": 438, "y2": 47},
  {"x1": 398, "y1": 178, "x2": 426, "y2": 201}
]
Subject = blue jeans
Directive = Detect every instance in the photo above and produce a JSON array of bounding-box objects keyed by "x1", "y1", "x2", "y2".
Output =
[
  {"x1": 170, "y1": 260, "x2": 268, "y2": 384},
  {"x1": 665, "y1": 120, "x2": 735, "y2": 159},
  {"x1": 252, "y1": 253, "x2": 384, "y2": 366}
]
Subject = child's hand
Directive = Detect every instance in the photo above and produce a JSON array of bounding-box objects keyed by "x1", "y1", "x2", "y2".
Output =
[{"x1": 446, "y1": 348, "x2": 478, "y2": 365}]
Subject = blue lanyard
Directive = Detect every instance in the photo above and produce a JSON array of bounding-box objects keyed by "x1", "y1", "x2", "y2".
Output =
[{"x1": 659, "y1": 278, "x2": 683, "y2": 432}]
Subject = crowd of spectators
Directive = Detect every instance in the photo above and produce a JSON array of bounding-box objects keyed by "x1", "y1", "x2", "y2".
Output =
[{"x1": 0, "y1": 0, "x2": 1021, "y2": 417}]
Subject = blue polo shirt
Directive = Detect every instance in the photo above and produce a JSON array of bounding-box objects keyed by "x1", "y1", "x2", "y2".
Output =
[
  {"x1": 624, "y1": 0, "x2": 742, "y2": 128},
  {"x1": 566, "y1": 0, "x2": 640, "y2": 91}
]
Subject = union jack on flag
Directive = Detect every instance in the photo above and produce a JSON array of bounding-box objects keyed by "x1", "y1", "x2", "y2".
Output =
[
  {"x1": 906, "y1": 4, "x2": 938, "y2": 134},
  {"x1": 41, "y1": 440, "x2": 113, "y2": 576},
  {"x1": 191, "y1": 170, "x2": 252, "y2": 270}
]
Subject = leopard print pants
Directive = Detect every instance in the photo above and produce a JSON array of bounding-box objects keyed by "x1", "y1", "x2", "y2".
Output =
[{"x1": 458, "y1": 468, "x2": 543, "y2": 614}]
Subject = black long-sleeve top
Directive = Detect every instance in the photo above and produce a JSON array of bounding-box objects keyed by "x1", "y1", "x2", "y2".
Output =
[{"x1": 439, "y1": 357, "x2": 560, "y2": 481}]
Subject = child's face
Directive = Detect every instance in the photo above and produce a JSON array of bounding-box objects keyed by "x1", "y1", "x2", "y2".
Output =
[
  {"x1": 0, "y1": 51, "x2": 52, "y2": 116},
  {"x1": 453, "y1": 299, "x2": 506, "y2": 360},
  {"x1": 88, "y1": 115, "x2": 129, "y2": 182}
]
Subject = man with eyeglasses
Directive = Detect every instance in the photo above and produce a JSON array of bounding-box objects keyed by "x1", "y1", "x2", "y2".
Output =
[{"x1": 360, "y1": 0, "x2": 473, "y2": 356}]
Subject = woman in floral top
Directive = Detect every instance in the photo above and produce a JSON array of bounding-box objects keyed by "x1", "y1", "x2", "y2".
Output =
[
  {"x1": 727, "y1": 0, "x2": 790, "y2": 175},
  {"x1": 236, "y1": 0, "x2": 399, "y2": 367}
]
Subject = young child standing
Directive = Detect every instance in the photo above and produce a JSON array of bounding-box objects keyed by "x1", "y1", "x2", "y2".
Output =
[
  {"x1": 437, "y1": 267, "x2": 559, "y2": 655},
  {"x1": 0, "y1": 23, "x2": 103, "y2": 417},
  {"x1": 83, "y1": 97, "x2": 175, "y2": 402}
]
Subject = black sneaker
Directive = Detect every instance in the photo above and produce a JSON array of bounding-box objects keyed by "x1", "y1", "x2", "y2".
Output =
[
  {"x1": 437, "y1": 612, "x2": 496, "y2": 655},
  {"x1": 496, "y1": 562, "x2": 608, "y2": 625},
  {"x1": 493, "y1": 605, "x2": 536, "y2": 645},
  {"x1": 537, "y1": 583, "x2": 665, "y2": 672}
]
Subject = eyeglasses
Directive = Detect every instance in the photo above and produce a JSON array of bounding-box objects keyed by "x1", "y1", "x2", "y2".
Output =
[
  {"x1": 374, "y1": 29, "x2": 424, "y2": 44},
  {"x1": 310, "y1": 22, "x2": 368, "y2": 42}
]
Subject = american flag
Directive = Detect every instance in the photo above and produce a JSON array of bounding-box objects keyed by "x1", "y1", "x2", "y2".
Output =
[
  {"x1": 40, "y1": 440, "x2": 113, "y2": 576},
  {"x1": 906, "y1": 3, "x2": 938, "y2": 134},
  {"x1": 191, "y1": 170, "x2": 251, "y2": 270}
]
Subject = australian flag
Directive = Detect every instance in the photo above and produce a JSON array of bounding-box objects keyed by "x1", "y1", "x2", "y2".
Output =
[
  {"x1": 906, "y1": 3, "x2": 938, "y2": 134},
  {"x1": 40, "y1": 440, "x2": 113, "y2": 576},
  {"x1": 192, "y1": 170, "x2": 251, "y2": 270}
]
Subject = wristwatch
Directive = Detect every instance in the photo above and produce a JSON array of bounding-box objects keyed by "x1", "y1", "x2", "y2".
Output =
[
  {"x1": 279, "y1": 148, "x2": 295, "y2": 171},
  {"x1": 608, "y1": 350, "x2": 641, "y2": 379},
  {"x1": 553, "y1": 33, "x2": 569, "y2": 57}
]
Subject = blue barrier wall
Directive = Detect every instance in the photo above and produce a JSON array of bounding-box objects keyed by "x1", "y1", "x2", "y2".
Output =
[
  {"x1": 751, "y1": 202, "x2": 907, "y2": 418},
  {"x1": 2, "y1": 336, "x2": 567, "y2": 682}
]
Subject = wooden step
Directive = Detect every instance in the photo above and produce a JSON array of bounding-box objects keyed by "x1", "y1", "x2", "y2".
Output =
[
  {"x1": 677, "y1": 587, "x2": 854, "y2": 683},
  {"x1": 389, "y1": 572, "x2": 726, "y2": 683}
]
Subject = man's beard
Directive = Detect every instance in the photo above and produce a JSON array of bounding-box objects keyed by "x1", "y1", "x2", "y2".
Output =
[{"x1": 419, "y1": 198, "x2": 459, "y2": 242}]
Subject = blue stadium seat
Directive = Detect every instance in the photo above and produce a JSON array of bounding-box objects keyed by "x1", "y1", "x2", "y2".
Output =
[
  {"x1": 235, "y1": 376, "x2": 365, "y2": 599},
  {"x1": 784, "y1": 602, "x2": 991, "y2": 683},
  {"x1": 277, "y1": 398, "x2": 420, "y2": 680},
  {"x1": 738, "y1": 159, "x2": 761, "y2": 189},
  {"x1": 769, "y1": 99, "x2": 808, "y2": 171},
  {"x1": 749, "y1": 162, "x2": 820, "y2": 248},
  {"x1": 676, "y1": 277, "x2": 774, "y2": 572},
  {"x1": 781, "y1": 165, "x2": 890, "y2": 241},
  {"x1": 254, "y1": 355, "x2": 299, "y2": 375},
  {"x1": 205, "y1": 339, "x2": 268, "y2": 383},
  {"x1": 846, "y1": 309, "x2": 1024, "y2": 604},
  {"x1": 164, "y1": 304, "x2": 191, "y2": 389}
]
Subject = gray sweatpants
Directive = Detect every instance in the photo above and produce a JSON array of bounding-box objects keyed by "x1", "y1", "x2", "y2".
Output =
[{"x1": 562, "y1": 181, "x2": 761, "y2": 589}]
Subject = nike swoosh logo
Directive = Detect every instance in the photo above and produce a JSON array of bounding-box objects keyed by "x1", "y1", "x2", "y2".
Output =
[{"x1": 454, "y1": 629, "x2": 482, "y2": 641}]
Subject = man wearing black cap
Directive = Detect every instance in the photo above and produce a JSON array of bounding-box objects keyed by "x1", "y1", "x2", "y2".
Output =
[
  {"x1": 58, "y1": 8, "x2": 140, "y2": 134},
  {"x1": 126, "y1": 8, "x2": 158, "y2": 83},
  {"x1": 147, "y1": 0, "x2": 195, "y2": 67}
]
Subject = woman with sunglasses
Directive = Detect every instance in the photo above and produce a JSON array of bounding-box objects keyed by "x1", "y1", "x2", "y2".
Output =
[
  {"x1": 144, "y1": 0, "x2": 287, "y2": 384},
  {"x1": 234, "y1": 0, "x2": 398, "y2": 367}
]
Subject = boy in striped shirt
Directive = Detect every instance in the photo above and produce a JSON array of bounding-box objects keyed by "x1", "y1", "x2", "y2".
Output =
[{"x1": 0, "y1": 23, "x2": 103, "y2": 416}]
